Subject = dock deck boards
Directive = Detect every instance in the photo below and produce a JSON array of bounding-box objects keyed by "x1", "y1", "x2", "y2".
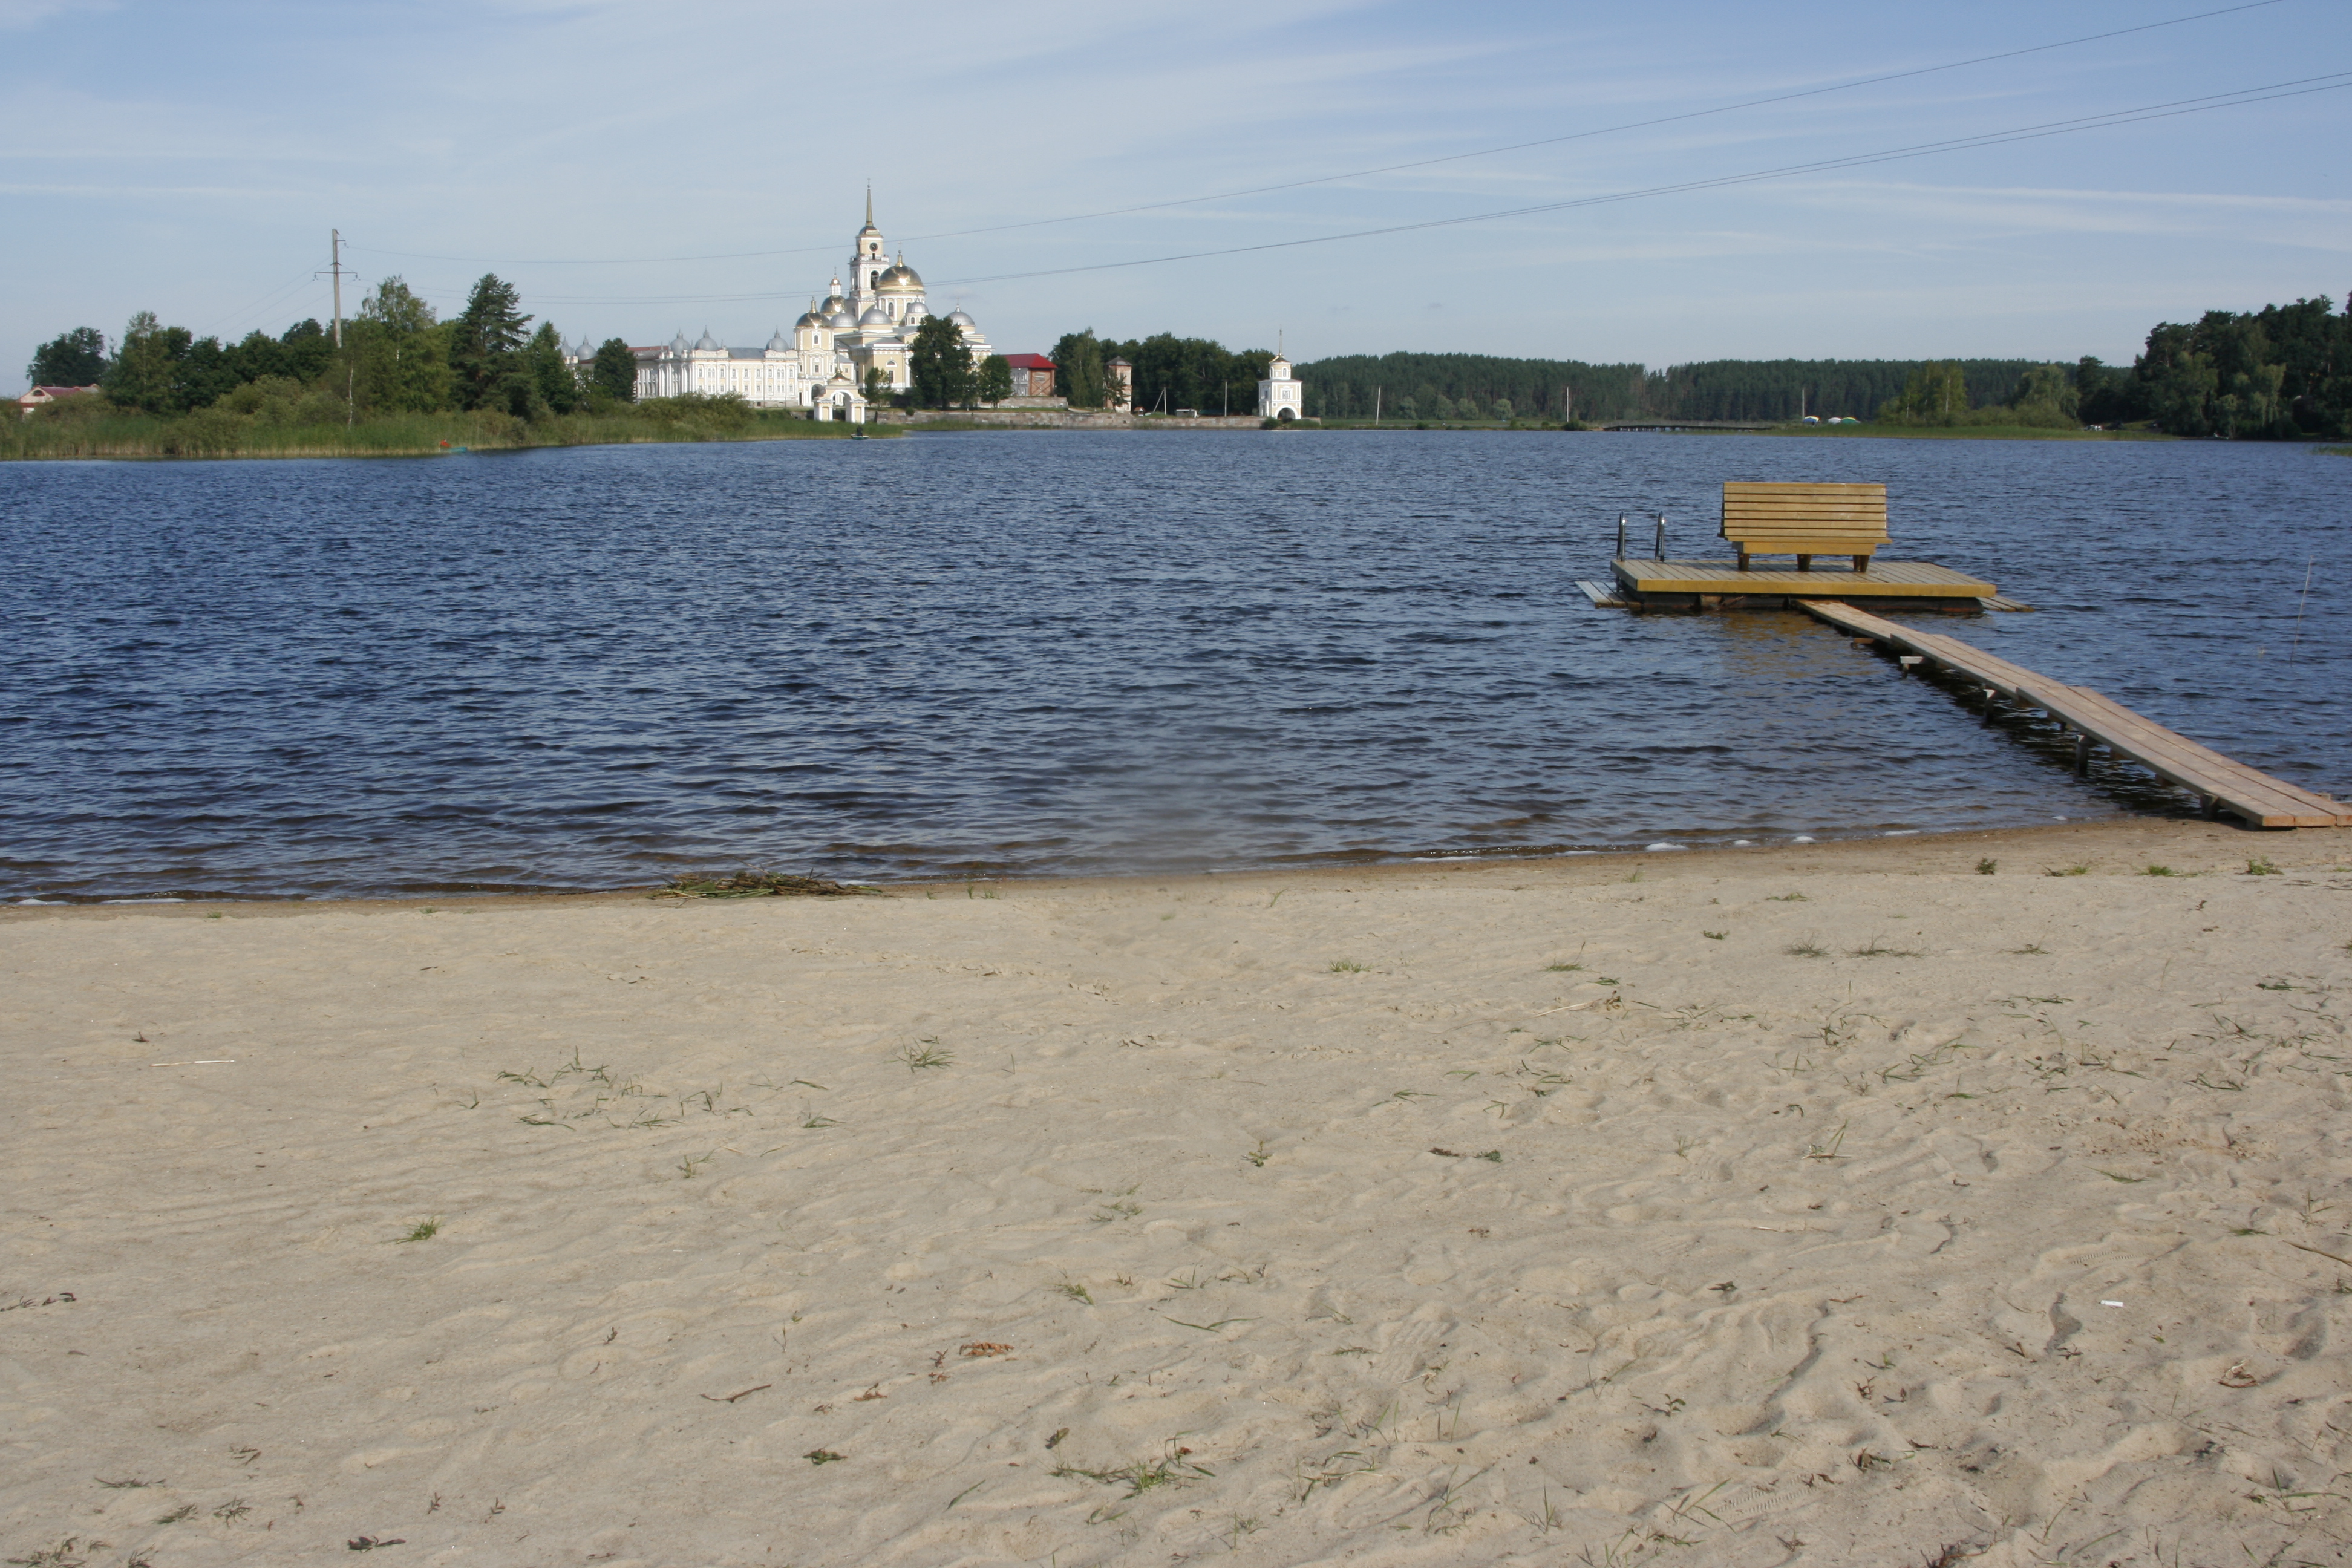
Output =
[
  {"x1": 1612, "y1": 557, "x2": 1994, "y2": 598},
  {"x1": 1798, "y1": 598, "x2": 2348, "y2": 829}
]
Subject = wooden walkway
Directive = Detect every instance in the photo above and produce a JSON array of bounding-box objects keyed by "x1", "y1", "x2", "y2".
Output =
[
  {"x1": 1598, "y1": 420, "x2": 1779, "y2": 433},
  {"x1": 1798, "y1": 599, "x2": 2348, "y2": 829}
]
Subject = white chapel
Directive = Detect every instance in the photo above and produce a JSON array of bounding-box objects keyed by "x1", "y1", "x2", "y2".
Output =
[
  {"x1": 1256, "y1": 350, "x2": 1303, "y2": 422},
  {"x1": 632, "y1": 195, "x2": 991, "y2": 420}
]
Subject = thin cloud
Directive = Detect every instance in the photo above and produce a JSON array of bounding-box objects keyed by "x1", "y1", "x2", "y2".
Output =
[{"x1": 0, "y1": 0, "x2": 114, "y2": 27}]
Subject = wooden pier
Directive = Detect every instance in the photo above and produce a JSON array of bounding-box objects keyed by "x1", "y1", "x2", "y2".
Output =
[
  {"x1": 1800, "y1": 599, "x2": 2348, "y2": 829},
  {"x1": 1604, "y1": 557, "x2": 2001, "y2": 612}
]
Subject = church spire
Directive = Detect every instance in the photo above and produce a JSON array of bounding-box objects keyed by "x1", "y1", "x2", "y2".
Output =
[{"x1": 864, "y1": 183, "x2": 873, "y2": 228}]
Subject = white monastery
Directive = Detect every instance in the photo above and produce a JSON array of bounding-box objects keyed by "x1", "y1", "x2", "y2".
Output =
[
  {"x1": 613, "y1": 195, "x2": 1307, "y2": 423},
  {"x1": 629, "y1": 195, "x2": 991, "y2": 422}
]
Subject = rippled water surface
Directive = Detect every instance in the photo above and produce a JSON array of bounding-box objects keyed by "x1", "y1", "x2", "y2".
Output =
[{"x1": 2, "y1": 431, "x2": 2344, "y2": 898}]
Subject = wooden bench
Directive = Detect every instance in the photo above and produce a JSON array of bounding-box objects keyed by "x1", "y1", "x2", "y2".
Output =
[{"x1": 1721, "y1": 481, "x2": 1887, "y2": 572}]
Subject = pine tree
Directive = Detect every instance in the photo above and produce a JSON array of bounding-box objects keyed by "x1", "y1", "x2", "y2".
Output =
[
  {"x1": 526, "y1": 323, "x2": 579, "y2": 414},
  {"x1": 450, "y1": 274, "x2": 532, "y2": 412},
  {"x1": 590, "y1": 339, "x2": 638, "y2": 403}
]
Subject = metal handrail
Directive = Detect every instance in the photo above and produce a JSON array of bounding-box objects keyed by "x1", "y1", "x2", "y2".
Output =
[{"x1": 1615, "y1": 513, "x2": 1668, "y2": 558}]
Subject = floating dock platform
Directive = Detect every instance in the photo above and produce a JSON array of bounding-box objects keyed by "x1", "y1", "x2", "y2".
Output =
[
  {"x1": 1602, "y1": 557, "x2": 2001, "y2": 613},
  {"x1": 1800, "y1": 599, "x2": 2349, "y2": 829}
]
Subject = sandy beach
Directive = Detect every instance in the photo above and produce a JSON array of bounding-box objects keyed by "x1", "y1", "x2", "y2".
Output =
[{"x1": 4, "y1": 817, "x2": 2349, "y2": 1567}]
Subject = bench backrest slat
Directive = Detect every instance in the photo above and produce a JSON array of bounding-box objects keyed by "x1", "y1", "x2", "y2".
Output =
[{"x1": 1721, "y1": 482, "x2": 1887, "y2": 557}]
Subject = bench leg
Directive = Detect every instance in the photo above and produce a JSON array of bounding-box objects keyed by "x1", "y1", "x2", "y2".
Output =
[
  {"x1": 1737, "y1": 550, "x2": 1749, "y2": 571},
  {"x1": 1795, "y1": 554, "x2": 1812, "y2": 572},
  {"x1": 1853, "y1": 554, "x2": 1869, "y2": 573}
]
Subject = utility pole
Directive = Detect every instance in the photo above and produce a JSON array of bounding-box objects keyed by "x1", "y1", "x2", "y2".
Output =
[
  {"x1": 329, "y1": 229, "x2": 348, "y2": 347},
  {"x1": 315, "y1": 230, "x2": 358, "y2": 346},
  {"x1": 317, "y1": 228, "x2": 359, "y2": 425},
  {"x1": 1373, "y1": 385, "x2": 1382, "y2": 427}
]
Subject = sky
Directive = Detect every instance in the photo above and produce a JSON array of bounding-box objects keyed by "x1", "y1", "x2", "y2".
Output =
[{"x1": 2, "y1": 0, "x2": 2347, "y2": 384}]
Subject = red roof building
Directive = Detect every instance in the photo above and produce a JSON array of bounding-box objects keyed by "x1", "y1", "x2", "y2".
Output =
[
  {"x1": 1002, "y1": 353, "x2": 1056, "y2": 399},
  {"x1": 15, "y1": 385, "x2": 99, "y2": 417}
]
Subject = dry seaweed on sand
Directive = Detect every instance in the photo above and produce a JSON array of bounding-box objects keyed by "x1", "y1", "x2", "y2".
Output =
[{"x1": 653, "y1": 869, "x2": 878, "y2": 899}]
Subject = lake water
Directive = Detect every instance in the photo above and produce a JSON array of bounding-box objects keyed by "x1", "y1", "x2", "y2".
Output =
[{"x1": 2, "y1": 431, "x2": 2344, "y2": 900}]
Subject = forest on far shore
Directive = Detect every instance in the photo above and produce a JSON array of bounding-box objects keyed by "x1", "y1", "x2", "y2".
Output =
[{"x1": 1044, "y1": 292, "x2": 2350, "y2": 439}]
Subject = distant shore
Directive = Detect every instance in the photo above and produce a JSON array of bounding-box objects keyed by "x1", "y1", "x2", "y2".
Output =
[
  {"x1": 18, "y1": 407, "x2": 2307, "y2": 457},
  {"x1": 1763, "y1": 422, "x2": 2173, "y2": 442},
  {"x1": 1307, "y1": 419, "x2": 2178, "y2": 441}
]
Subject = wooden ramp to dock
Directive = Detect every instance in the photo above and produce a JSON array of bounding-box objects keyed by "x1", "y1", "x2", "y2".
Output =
[{"x1": 1798, "y1": 599, "x2": 2348, "y2": 829}]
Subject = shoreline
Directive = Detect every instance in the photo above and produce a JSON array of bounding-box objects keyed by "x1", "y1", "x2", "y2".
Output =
[
  {"x1": 0, "y1": 424, "x2": 898, "y2": 462},
  {"x1": 5, "y1": 814, "x2": 2325, "y2": 917},
  {"x1": 50, "y1": 419, "x2": 2352, "y2": 462}
]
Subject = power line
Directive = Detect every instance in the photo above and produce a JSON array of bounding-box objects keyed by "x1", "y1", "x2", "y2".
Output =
[
  {"x1": 196, "y1": 260, "x2": 331, "y2": 338},
  {"x1": 898, "y1": 0, "x2": 2295, "y2": 248},
  {"x1": 933, "y1": 73, "x2": 2352, "y2": 289},
  {"x1": 341, "y1": 0, "x2": 2284, "y2": 271},
  {"x1": 486, "y1": 71, "x2": 2352, "y2": 306}
]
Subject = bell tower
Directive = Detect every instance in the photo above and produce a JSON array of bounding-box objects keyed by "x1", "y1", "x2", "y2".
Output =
[{"x1": 851, "y1": 186, "x2": 887, "y2": 305}]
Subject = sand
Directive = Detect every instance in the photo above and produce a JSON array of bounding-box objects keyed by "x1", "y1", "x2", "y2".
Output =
[{"x1": 4, "y1": 818, "x2": 2350, "y2": 1568}]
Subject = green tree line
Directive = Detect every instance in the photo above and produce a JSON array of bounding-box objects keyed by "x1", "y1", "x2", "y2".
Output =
[
  {"x1": 1870, "y1": 295, "x2": 2350, "y2": 436},
  {"x1": 1295, "y1": 295, "x2": 2352, "y2": 436},
  {"x1": 1291, "y1": 352, "x2": 2038, "y2": 423},
  {"x1": 25, "y1": 273, "x2": 640, "y2": 426},
  {"x1": 1051, "y1": 330, "x2": 1270, "y2": 415},
  {"x1": 2086, "y1": 293, "x2": 2350, "y2": 437}
]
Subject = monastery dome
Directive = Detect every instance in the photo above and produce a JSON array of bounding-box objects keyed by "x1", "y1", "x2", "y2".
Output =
[
  {"x1": 694, "y1": 329, "x2": 720, "y2": 351},
  {"x1": 858, "y1": 306, "x2": 890, "y2": 327},
  {"x1": 669, "y1": 332, "x2": 691, "y2": 353},
  {"x1": 878, "y1": 261, "x2": 923, "y2": 290},
  {"x1": 946, "y1": 309, "x2": 977, "y2": 328},
  {"x1": 794, "y1": 310, "x2": 822, "y2": 330},
  {"x1": 766, "y1": 328, "x2": 789, "y2": 351},
  {"x1": 824, "y1": 307, "x2": 855, "y2": 328}
]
